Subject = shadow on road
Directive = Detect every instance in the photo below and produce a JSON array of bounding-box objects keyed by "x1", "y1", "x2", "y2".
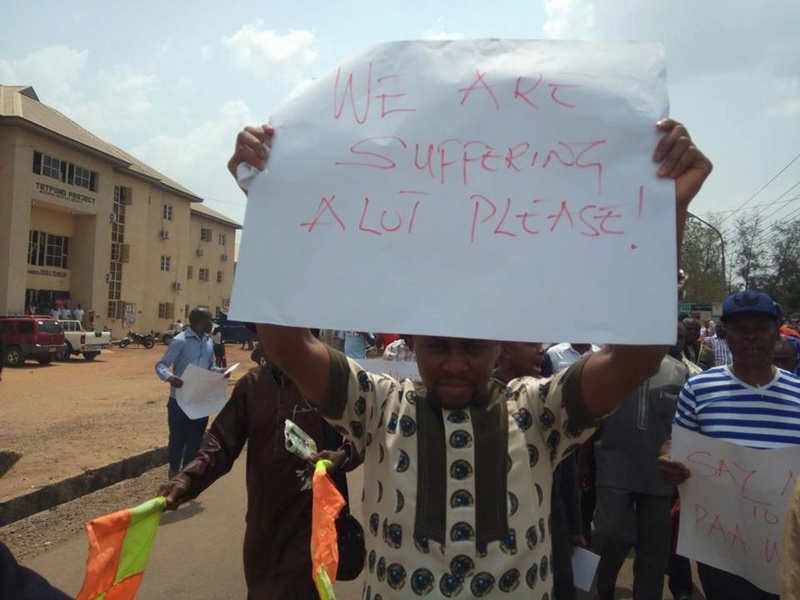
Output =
[{"x1": 160, "y1": 500, "x2": 206, "y2": 526}]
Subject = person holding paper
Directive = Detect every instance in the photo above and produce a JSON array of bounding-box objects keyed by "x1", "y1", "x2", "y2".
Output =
[
  {"x1": 155, "y1": 307, "x2": 223, "y2": 481},
  {"x1": 229, "y1": 117, "x2": 712, "y2": 599},
  {"x1": 660, "y1": 290, "x2": 800, "y2": 600}
]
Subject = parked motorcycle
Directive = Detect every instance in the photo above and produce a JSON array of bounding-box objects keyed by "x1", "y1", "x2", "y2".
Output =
[{"x1": 118, "y1": 330, "x2": 155, "y2": 349}]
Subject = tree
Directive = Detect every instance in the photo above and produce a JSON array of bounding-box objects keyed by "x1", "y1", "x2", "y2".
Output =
[{"x1": 681, "y1": 214, "x2": 727, "y2": 302}]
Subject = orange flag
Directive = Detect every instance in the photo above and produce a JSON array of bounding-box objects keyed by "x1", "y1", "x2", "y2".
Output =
[
  {"x1": 76, "y1": 497, "x2": 166, "y2": 600},
  {"x1": 311, "y1": 459, "x2": 346, "y2": 600}
]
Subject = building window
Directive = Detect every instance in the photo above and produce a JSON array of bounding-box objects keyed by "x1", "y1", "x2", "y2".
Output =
[
  {"x1": 33, "y1": 151, "x2": 97, "y2": 191},
  {"x1": 216, "y1": 270, "x2": 223, "y2": 283},
  {"x1": 163, "y1": 204, "x2": 173, "y2": 221},
  {"x1": 199, "y1": 268, "x2": 210, "y2": 282},
  {"x1": 160, "y1": 255, "x2": 171, "y2": 272},
  {"x1": 158, "y1": 302, "x2": 175, "y2": 320},
  {"x1": 187, "y1": 265, "x2": 193, "y2": 280},
  {"x1": 33, "y1": 151, "x2": 64, "y2": 181},
  {"x1": 201, "y1": 228, "x2": 212, "y2": 242},
  {"x1": 218, "y1": 232, "x2": 227, "y2": 246},
  {"x1": 28, "y1": 231, "x2": 69, "y2": 268},
  {"x1": 67, "y1": 164, "x2": 97, "y2": 191}
]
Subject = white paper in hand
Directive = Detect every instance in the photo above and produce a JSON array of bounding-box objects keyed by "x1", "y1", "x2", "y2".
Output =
[
  {"x1": 572, "y1": 546, "x2": 600, "y2": 592},
  {"x1": 175, "y1": 363, "x2": 229, "y2": 419}
]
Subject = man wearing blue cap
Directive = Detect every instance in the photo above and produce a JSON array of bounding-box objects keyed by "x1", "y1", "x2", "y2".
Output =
[{"x1": 659, "y1": 289, "x2": 800, "y2": 600}]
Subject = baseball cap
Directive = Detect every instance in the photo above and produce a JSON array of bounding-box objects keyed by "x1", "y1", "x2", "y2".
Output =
[{"x1": 720, "y1": 290, "x2": 779, "y2": 322}]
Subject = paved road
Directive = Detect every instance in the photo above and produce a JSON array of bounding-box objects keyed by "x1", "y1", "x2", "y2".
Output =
[
  {"x1": 22, "y1": 458, "x2": 365, "y2": 600},
  {"x1": 21, "y1": 457, "x2": 692, "y2": 599}
]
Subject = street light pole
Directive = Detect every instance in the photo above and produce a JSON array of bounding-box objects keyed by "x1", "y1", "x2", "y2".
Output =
[{"x1": 688, "y1": 212, "x2": 727, "y2": 290}]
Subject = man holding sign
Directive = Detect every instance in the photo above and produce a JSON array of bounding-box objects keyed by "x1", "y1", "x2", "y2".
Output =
[
  {"x1": 660, "y1": 290, "x2": 800, "y2": 599},
  {"x1": 229, "y1": 114, "x2": 709, "y2": 600},
  {"x1": 155, "y1": 307, "x2": 225, "y2": 480}
]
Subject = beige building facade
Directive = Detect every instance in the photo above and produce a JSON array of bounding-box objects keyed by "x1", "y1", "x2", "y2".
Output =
[{"x1": 0, "y1": 85, "x2": 240, "y2": 338}]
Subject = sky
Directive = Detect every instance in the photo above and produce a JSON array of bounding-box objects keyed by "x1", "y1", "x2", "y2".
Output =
[{"x1": 2, "y1": 0, "x2": 799, "y2": 244}]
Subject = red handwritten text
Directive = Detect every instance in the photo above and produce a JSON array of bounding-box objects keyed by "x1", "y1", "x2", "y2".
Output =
[{"x1": 334, "y1": 136, "x2": 607, "y2": 192}]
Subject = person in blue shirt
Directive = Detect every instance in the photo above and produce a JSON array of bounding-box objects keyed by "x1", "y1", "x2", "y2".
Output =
[{"x1": 155, "y1": 307, "x2": 224, "y2": 480}]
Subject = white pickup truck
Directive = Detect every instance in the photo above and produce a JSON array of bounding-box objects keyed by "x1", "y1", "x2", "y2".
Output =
[{"x1": 56, "y1": 320, "x2": 112, "y2": 360}]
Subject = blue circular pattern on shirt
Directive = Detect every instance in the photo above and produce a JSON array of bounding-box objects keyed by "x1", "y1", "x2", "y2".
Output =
[
  {"x1": 410, "y1": 568, "x2": 434, "y2": 595},
  {"x1": 500, "y1": 529, "x2": 517, "y2": 555},
  {"x1": 450, "y1": 460, "x2": 473, "y2": 480},
  {"x1": 527, "y1": 444, "x2": 540, "y2": 468},
  {"x1": 535, "y1": 483, "x2": 544, "y2": 507},
  {"x1": 386, "y1": 523, "x2": 402, "y2": 549},
  {"x1": 526, "y1": 562, "x2": 539, "y2": 589},
  {"x1": 450, "y1": 489, "x2": 474, "y2": 508},
  {"x1": 470, "y1": 572, "x2": 495, "y2": 597},
  {"x1": 539, "y1": 518, "x2": 547, "y2": 540},
  {"x1": 350, "y1": 421, "x2": 363, "y2": 438},
  {"x1": 508, "y1": 492, "x2": 518, "y2": 516},
  {"x1": 368, "y1": 550, "x2": 376, "y2": 573},
  {"x1": 526, "y1": 525, "x2": 538, "y2": 549},
  {"x1": 405, "y1": 390, "x2": 419, "y2": 404},
  {"x1": 513, "y1": 408, "x2": 533, "y2": 430},
  {"x1": 357, "y1": 370, "x2": 373, "y2": 392},
  {"x1": 439, "y1": 573, "x2": 463, "y2": 597},
  {"x1": 387, "y1": 563, "x2": 406, "y2": 590},
  {"x1": 414, "y1": 534, "x2": 430, "y2": 553},
  {"x1": 369, "y1": 513, "x2": 379, "y2": 536},
  {"x1": 449, "y1": 429, "x2": 473, "y2": 449},
  {"x1": 499, "y1": 569, "x2": 521, "y2": 592},
  {"x1": 540, "y1": 555, "x2": 549, "y2": 581},
  {"x1": 447, "y1": 410, "x2": 469, "y2": 424},
  {"x1": 396, "y1": 449, "x2": 410, "y2": 472},
  {"x1": 387, "y1": 412, "x2": 399, "y2": 434},
  {"x1": 400, "y1": 415, "x2": 417, "y2": 436},
  {"x1": 395, "y1": 489, "x2": 405, "y2": 512},
  {"x1": 539, "y1": 407, "x2": 555, "y2": 429},
  {"x1": 450, "y1": 554, "x2": 475, "y2": 577},
  {"x1": 355, "y1": 396, "x2": 366, "y2": 415},
  {"x1": 450, "y1": 521, "x2": 475, "y2": 542},
  {"x1": 376, "y1": 557, "x2": 386, "y2": 581}
]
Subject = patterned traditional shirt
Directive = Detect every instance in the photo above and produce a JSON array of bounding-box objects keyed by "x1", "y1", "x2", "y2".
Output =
[{"x1": 320, "y1": 349, "x2": 600, "y2": 599}]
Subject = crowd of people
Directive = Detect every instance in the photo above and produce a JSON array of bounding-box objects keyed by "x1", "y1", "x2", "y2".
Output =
[{"x1": 8, "y1": 112, "x2": 800, "y2": 600}]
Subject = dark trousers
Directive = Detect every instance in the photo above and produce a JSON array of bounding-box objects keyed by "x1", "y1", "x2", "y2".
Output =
[
  {"x1": 697, "y1": 562, "x2": 778, "y2": 600},
  {"x1": 167, "y1": 397, "x2": 208, "y2": 472},
  {"x1": 595, "y1": 488, "x2": 672, "y2": 600},
  {"x1": 667, "y1": 553, "x2": 694, "y2": 598}
]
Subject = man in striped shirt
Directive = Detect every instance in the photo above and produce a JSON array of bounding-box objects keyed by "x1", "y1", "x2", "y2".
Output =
[{"x1": 660, "y1": 290, "x2": 800, "y2": 600}]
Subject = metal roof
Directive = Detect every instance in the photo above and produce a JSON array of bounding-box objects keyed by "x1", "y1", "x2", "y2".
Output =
[{"x1": 0, "y1": 84, "x2": 203, "y2": 202}]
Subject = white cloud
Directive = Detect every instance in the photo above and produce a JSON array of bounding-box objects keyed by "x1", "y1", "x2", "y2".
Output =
[
  {"x1": 422, "y1": 22, "x2": 466, "y2": 41},
  {"x1": 130, "y1": 100, "x2": 254, "y2": 220},
  {"x1": 0, "y1": 46, "x2": 87, "y2": 97},
  {"x1": 222, "y1": 22, "x2": 317, "y2": 79},
  {"x1": 66, "y1": 65, "x2": 158, "y2": 133},
  {"x1": 542, "y1": 0, "x2": 595, "y2": 40}
]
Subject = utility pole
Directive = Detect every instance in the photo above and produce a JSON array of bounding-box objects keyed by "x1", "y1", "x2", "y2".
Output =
[{"x1": 688, "y1": 212, "x2": 727, "y2": 292}]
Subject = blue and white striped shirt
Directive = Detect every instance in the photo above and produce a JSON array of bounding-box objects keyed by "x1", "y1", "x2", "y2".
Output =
[{"x1": 674, "y1": 365, "x2": 800, "y2": 449}]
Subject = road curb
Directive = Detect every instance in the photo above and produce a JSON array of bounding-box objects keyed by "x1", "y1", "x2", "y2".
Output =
[{"x1": 0, "y1": 447, "x2": 168, "y2": 527}]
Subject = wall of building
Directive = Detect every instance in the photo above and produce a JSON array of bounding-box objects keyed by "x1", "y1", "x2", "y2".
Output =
[{"x1": 0, "y1": 121, "x2": 239, "y2": 338}]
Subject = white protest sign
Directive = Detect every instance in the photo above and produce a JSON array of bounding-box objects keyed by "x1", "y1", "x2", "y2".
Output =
[
  {"x1": 231, "y1": 39, "x2": 675, "y2": 343},
  {"x1": 672, "y1": 427, "x2": 800, "y2": 594},
  {"x1": 175, "y1": 363, "x2": 234, "y2": 419},
  {"x1": 357, "y1": 359, "x2": 420, "y2": 381}
]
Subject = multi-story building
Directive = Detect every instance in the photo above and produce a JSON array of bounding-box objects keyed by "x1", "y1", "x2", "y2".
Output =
[{"x1": 0, "y1": 85, "x2": 240, "y2": 337}]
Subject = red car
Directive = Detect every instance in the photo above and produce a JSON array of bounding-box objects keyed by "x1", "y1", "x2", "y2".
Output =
[{"x1": 0, "y1": 316, "x2": 65, "y2": 366}]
